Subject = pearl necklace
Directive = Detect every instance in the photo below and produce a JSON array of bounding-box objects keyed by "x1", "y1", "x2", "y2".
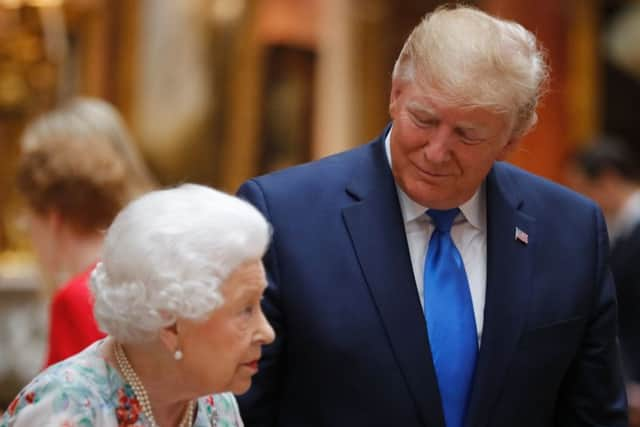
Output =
[{"x1": 114, "y1": 342, "x2": 195, "y2": 427}]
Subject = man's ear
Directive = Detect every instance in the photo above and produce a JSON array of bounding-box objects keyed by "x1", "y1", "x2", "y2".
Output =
[
  {"x1": 389, "y1": 79, "x2": 404, "y2": 118},
  {"x1": 600, "y1": 169, "x2": 624, "y2": 193},
  {"x1": 158, "y1": 322, "x2": 179, "y2": 353},
  {"x1": 497, "y1": 137, "x2": 521, "y2": 160}
]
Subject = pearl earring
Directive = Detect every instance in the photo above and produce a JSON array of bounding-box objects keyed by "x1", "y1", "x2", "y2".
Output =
[{"x1": 174, "y1": 349, "x2": 183, "y2": 360}]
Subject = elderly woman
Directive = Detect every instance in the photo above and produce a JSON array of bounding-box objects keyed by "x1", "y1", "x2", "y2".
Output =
[
  {"x1": 1, "y1": 184, "x2": 275, "y2": 426},
  {"x1": 17, "y1": 97, "x2": 156, "y2": 366}
]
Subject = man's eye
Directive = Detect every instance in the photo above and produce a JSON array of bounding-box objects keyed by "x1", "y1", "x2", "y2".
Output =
[
  {"x1": 457, "y1": 128, "x2": 485, "y2": 144},
  {"x1": 415, "y1": 116, "x2": 437, "y2": 127}
]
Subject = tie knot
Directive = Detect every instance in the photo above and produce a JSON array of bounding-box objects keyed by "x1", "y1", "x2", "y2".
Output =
[{"x1": 427, "y1": 208, "x2": 460, "y2": 233}]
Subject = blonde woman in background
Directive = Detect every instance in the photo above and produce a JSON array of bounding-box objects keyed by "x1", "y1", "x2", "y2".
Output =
[{"x1": 16, "y1": 98, "x2": 156, "y2": 367}]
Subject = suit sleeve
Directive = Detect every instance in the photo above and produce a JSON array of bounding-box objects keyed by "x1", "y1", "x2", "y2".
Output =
[
  {"x1": 236, "y1": 179, "x2": 285, "y2": 427},
  {"x1": 555, "y1": 207, "x2": 628, "y2": 426}
]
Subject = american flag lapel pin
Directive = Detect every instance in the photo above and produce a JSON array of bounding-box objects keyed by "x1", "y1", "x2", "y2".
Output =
[{"x1": 515, "y1": 226, "x2": 529, "y2": 245}]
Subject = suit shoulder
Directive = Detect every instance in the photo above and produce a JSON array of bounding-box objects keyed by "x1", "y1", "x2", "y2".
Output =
[
  {"x1": 245, "y1": 143, "x2": 374, "y2": 194},
  {"x1": 494, "y1": 161, "x2": 598, "y2": 212}
]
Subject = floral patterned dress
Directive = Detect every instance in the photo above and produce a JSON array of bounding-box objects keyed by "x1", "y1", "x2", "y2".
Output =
[{"x1": 0, "y1": 339, "x2": 243, "y2": 427}]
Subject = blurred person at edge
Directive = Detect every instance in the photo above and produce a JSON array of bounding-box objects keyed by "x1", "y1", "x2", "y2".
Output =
[
  {"x1": 568, "y1": 136, "x2": 640, "y2": 427},
  {"x1": 237, "y1": 4, "x2": 628, "y2": 427},
  {"x1": 16, "y1": 97, "x2": 156, "y2": 367},
  {"x1": 1, "y1": 184, "x2": 275, "y2": 426}
]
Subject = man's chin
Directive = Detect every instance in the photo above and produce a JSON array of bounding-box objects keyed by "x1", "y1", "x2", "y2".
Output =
[{"x1": 405, "y1": 187, "x2": 458, "y2": 210}]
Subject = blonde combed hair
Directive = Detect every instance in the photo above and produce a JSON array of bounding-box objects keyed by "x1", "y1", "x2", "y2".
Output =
[{"x1": 392, "y1": 5, "x2": 549, "y2": 137}]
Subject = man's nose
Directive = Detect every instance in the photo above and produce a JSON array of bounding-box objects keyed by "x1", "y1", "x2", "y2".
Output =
[{"x1": 423, "y1": 124, "x2": 454, "y2": 163}]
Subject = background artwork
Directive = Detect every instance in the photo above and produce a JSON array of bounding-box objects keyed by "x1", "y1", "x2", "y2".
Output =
[{"x1": 259, "y1": 45, "x2": 315, "y2": 173}]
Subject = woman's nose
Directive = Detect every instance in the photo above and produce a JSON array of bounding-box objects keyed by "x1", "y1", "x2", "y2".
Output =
[{"x1": 257, "y1": 308, "x2": 275, "y2": 345}]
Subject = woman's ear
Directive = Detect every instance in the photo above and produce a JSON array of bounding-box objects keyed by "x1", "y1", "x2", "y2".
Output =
[{"x1": 158, "y1": 322, "x2": 179, "y2": 353}]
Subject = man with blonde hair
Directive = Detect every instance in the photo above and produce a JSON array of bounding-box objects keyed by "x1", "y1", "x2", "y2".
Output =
[{"x1": 238, "y1": 5, "x2": 627, "y2": 427}]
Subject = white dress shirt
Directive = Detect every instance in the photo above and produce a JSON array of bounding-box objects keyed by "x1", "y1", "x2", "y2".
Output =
[
  {"x1": 385, "y1": 130, "x2": 487, "y2": 344},
  {"x1": 609, "y1": 189, "x2": 640, "y2": 244}
]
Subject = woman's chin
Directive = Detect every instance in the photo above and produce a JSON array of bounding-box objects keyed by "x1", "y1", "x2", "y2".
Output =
[{"x1": 230, "y1": 380, "x2": 252, "y2": 395}]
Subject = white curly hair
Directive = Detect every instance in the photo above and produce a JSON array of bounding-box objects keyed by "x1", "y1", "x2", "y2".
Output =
[
  {"x1": 90, "y1": 184, "x2": 270, "y2": 343},
  {"x1": 392, "y1": 5, "x2": 549, "y2": 138}
]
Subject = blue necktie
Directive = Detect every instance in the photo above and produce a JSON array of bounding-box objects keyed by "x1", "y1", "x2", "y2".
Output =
[{"x1": 424, "y1": 208, "x2": 478, "y2": 427}]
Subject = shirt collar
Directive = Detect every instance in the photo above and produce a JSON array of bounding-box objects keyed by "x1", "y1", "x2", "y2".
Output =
[
  {"x1": 384, "y1": 127, "x2": 486, "y2": 230},
  {"x1": 610, "y1": 189, "x2": 640, "y2": 241}
]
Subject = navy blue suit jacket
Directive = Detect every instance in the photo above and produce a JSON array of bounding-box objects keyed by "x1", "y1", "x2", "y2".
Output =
[{"x1": 237, "y1": 129, "x2": 627, "y2": 427}]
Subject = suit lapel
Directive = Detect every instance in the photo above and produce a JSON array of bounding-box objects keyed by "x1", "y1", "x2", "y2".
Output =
[
  {"x1": 342, "y1": 135, "x2": 445, "y2": 427},
  {"x1": 464, "y1": 164, "x2": 536, "y2": 427}
]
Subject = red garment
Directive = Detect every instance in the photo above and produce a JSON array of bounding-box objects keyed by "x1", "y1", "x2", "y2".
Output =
[{"x1": 44, "y1": 265, "x2": 106, "y2": 368}]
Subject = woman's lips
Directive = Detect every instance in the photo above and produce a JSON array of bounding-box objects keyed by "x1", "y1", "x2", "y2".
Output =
[{"x1": 243, "y1": 360, "x2": 259, "y2": 371}]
